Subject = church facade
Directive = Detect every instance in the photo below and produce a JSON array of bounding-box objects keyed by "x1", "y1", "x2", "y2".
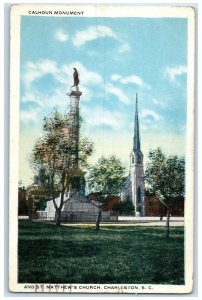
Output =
[{"x1": 121, "y1": 94, "x2": 146, "y2": 216}]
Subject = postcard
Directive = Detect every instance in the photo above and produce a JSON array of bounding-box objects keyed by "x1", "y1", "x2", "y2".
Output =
[{"x1": 9, "y1": 4, "x2": 195, "y2": 294}]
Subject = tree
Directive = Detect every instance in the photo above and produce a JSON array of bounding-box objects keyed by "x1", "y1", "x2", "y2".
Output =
[
  {"x1": 30, "y1": 109, "x2": 93, "y2": 225},
  {"x1": 18, "y1": 186, "x2": 28, "y2": 216},
  {"x1": 35, "y1": 197, "x2": 48, "y2": 211},
  {"x1": 145, "y1": 148, "x2": 185, "y2": 237},
  {"x1": 87, "y1": 155, "x2": 126, "y2": 230}
]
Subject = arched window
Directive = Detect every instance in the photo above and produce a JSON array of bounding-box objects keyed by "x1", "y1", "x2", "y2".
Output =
[{"x1": 135, "y1": 152, "x2": 142, "y2": 164}]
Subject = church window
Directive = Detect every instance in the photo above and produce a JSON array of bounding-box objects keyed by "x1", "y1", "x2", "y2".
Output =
[{"x1": 135, "y1": 152, "x2": 141, "y2": 164}]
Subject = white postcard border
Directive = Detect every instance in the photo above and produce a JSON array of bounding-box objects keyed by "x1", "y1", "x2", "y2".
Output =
[{"x1": 9, "y1": 4, "x2": 195, "y2": 294}]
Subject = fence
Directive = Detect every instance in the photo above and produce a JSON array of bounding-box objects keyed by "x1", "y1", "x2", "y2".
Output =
[{"x1": 36, "y1": 210, "x2": 111, "y2": 222}]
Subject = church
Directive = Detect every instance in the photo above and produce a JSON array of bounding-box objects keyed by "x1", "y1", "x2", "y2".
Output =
[
  {"x1": 120, "y1": 94, "x2": 184, "y2": 217},
  {"x1": 121, "y1": 94, "x2": 145, "y2": 216}
]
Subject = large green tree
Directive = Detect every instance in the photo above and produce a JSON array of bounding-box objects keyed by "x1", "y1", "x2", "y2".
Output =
[
  {"x1": 87, "y1": 155, "x2": 126, "y2": 230},
  {"x1": 145, "y1": 148, "x2": 185, "y2": 237},
  {"x1": 30, "y1": 109, "x2": 93, "y2": 225}
]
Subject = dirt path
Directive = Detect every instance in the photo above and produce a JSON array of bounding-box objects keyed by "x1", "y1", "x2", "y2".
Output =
[{"x1": 62, "y1": 221, "x2": 184, "y2": 227}]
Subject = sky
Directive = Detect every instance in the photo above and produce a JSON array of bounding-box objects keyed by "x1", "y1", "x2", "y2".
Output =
[{"x1": 19, "y1": 15, "x2": 188, "y2": 187}]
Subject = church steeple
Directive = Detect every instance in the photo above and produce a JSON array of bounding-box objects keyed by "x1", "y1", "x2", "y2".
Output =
[
  {"x1": 128, "y1": 93, "x2": 145, "y2": 216},
  {"x1": 133, "y1": 93, "x2": 141, "y2": 152}
]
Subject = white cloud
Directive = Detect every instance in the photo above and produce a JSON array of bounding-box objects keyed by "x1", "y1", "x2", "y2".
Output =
[
  {"x1": 140, "y1": 109, "x2": 162, "y2": 130},
  {"x1": 21, "y1": 92, "x2": 43, "y2": 107},
  {"x1": 54, "y1": 29, "x2": 69, "y2": 42},
  {"x1": 151, "y1": 98, "x2": 160, "y2": 105},
  {"x1": 150, "y1": 97, "x2": 169, "y2": 109},
  {"x1": 111, "y1": 73, "x2": 150, "y2": 89},
  {"x1": 141, "y1": 109, "x2": 162, "y2": 121},
  {"x1": 72, "y1": 25, "x2": 131, "y2": 55},
  {"x1": 111, "y1": 74, "x2": 121, "y2": 81},
  {"x1": 118, "y1": 42, "x2": 131, "y2": 53},
  {"x1": 72, "y1": 25, "x2": 118, "y2": 47},
  {"x1": 164, "y1": 65, "x2": 187, "y2": 82},
  {"x1": 82, "y1": 106, "x2": 123, "y2": 130},
  {"x1": 20, "y1": 108, "x2": 42, "y2": 125},
  {"x1": 92, "y1": 112, "x2": 119, "y2": 128},
  {"x1": 105, "y1": 84, "x2": 130, "y2": 105},
  {"x1": 23, "y1": 60, "x2": 58, "y2": 88},
  {"x1": 44, "y1": 88, "x2": 68, "y2": 108}
]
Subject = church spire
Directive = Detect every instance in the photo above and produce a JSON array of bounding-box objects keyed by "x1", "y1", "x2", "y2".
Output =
[{"x1": 133, "y1": 93, "x2": 141, "y2": 152}]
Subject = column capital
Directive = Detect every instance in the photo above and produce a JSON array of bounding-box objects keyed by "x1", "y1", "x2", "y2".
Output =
[{"x1": 67, "y1": 87, "x2": 82, "y2": 97}]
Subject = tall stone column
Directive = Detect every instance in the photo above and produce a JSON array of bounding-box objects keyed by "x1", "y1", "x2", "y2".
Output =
[
  {"x1": 67, "y1": 87, "x2": 85, "y2": 195},
  {"x1": 68, "y1": 87, "x2": 82, "y2": 168}
]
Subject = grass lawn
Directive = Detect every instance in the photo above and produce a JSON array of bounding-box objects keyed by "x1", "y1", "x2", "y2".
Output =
[{"x1": 18, "y1": 220, "x2": 184, "y2": 284}]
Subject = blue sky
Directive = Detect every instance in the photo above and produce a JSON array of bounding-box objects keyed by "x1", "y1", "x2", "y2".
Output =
[{"x1": 19, "y1": 16, "x2": 188, "y2": 186}]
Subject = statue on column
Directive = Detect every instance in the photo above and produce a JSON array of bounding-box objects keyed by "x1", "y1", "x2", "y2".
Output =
[{"x1": 72, "y1": 68, "x2": 79, "y2": 87}]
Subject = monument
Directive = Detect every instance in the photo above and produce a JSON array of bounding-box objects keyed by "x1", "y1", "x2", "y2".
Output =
[
  {"x1": 39, "y1": 69, "x2": 110, "y2": 222},
  {"x1": 67, "y1": 69, "x2": 85, "y2": 195}
]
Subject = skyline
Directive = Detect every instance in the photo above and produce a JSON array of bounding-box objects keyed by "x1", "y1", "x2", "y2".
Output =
[{"x1": 19, "y1": 16, "x2": 188, "y2": 186}]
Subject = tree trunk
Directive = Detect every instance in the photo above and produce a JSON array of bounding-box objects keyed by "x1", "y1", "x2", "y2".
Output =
[
  {"x1": 28, "y1": 196, "x2": 34, "y2": 221},
  {"x1": 55, "y1": 209, "x2": 61, "y2": 226},
  {"x1": 96, "y1": 208, "x2": 103, "y2": 230},
  {"x1": 166, "y1": 208, "x2": 171, "y2": 238}
]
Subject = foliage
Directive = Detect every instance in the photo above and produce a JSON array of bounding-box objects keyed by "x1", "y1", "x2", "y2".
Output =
[
  {"x1": 145, "y1": 148, "x2": 185, "y2": 237},
  {"x1": 18, "y1": 187, "x2": 28, "y2": 216},
  {"x1": 87, "y1": 156, "x2": 126, "y2": 229},
  {"x1": 87, "y1": 155, "x2": 126, "y2": 196},
  {"x1": 145, "y1": 148, "x2": 185, "y2": 207},
  {"x1": 18, "y1": 220, "x2": 184, "y2": 284},
  {"x1": 30, "y1": 109, "x2": 93, "y2": 225},
  {"x1": 34, "y1": 197, "x2": 48, "y2": 211}
]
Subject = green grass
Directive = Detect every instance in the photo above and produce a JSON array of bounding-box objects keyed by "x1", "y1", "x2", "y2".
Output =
[{"x1": 18, "y1": 220, "x2": 184, "y2": 284}]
